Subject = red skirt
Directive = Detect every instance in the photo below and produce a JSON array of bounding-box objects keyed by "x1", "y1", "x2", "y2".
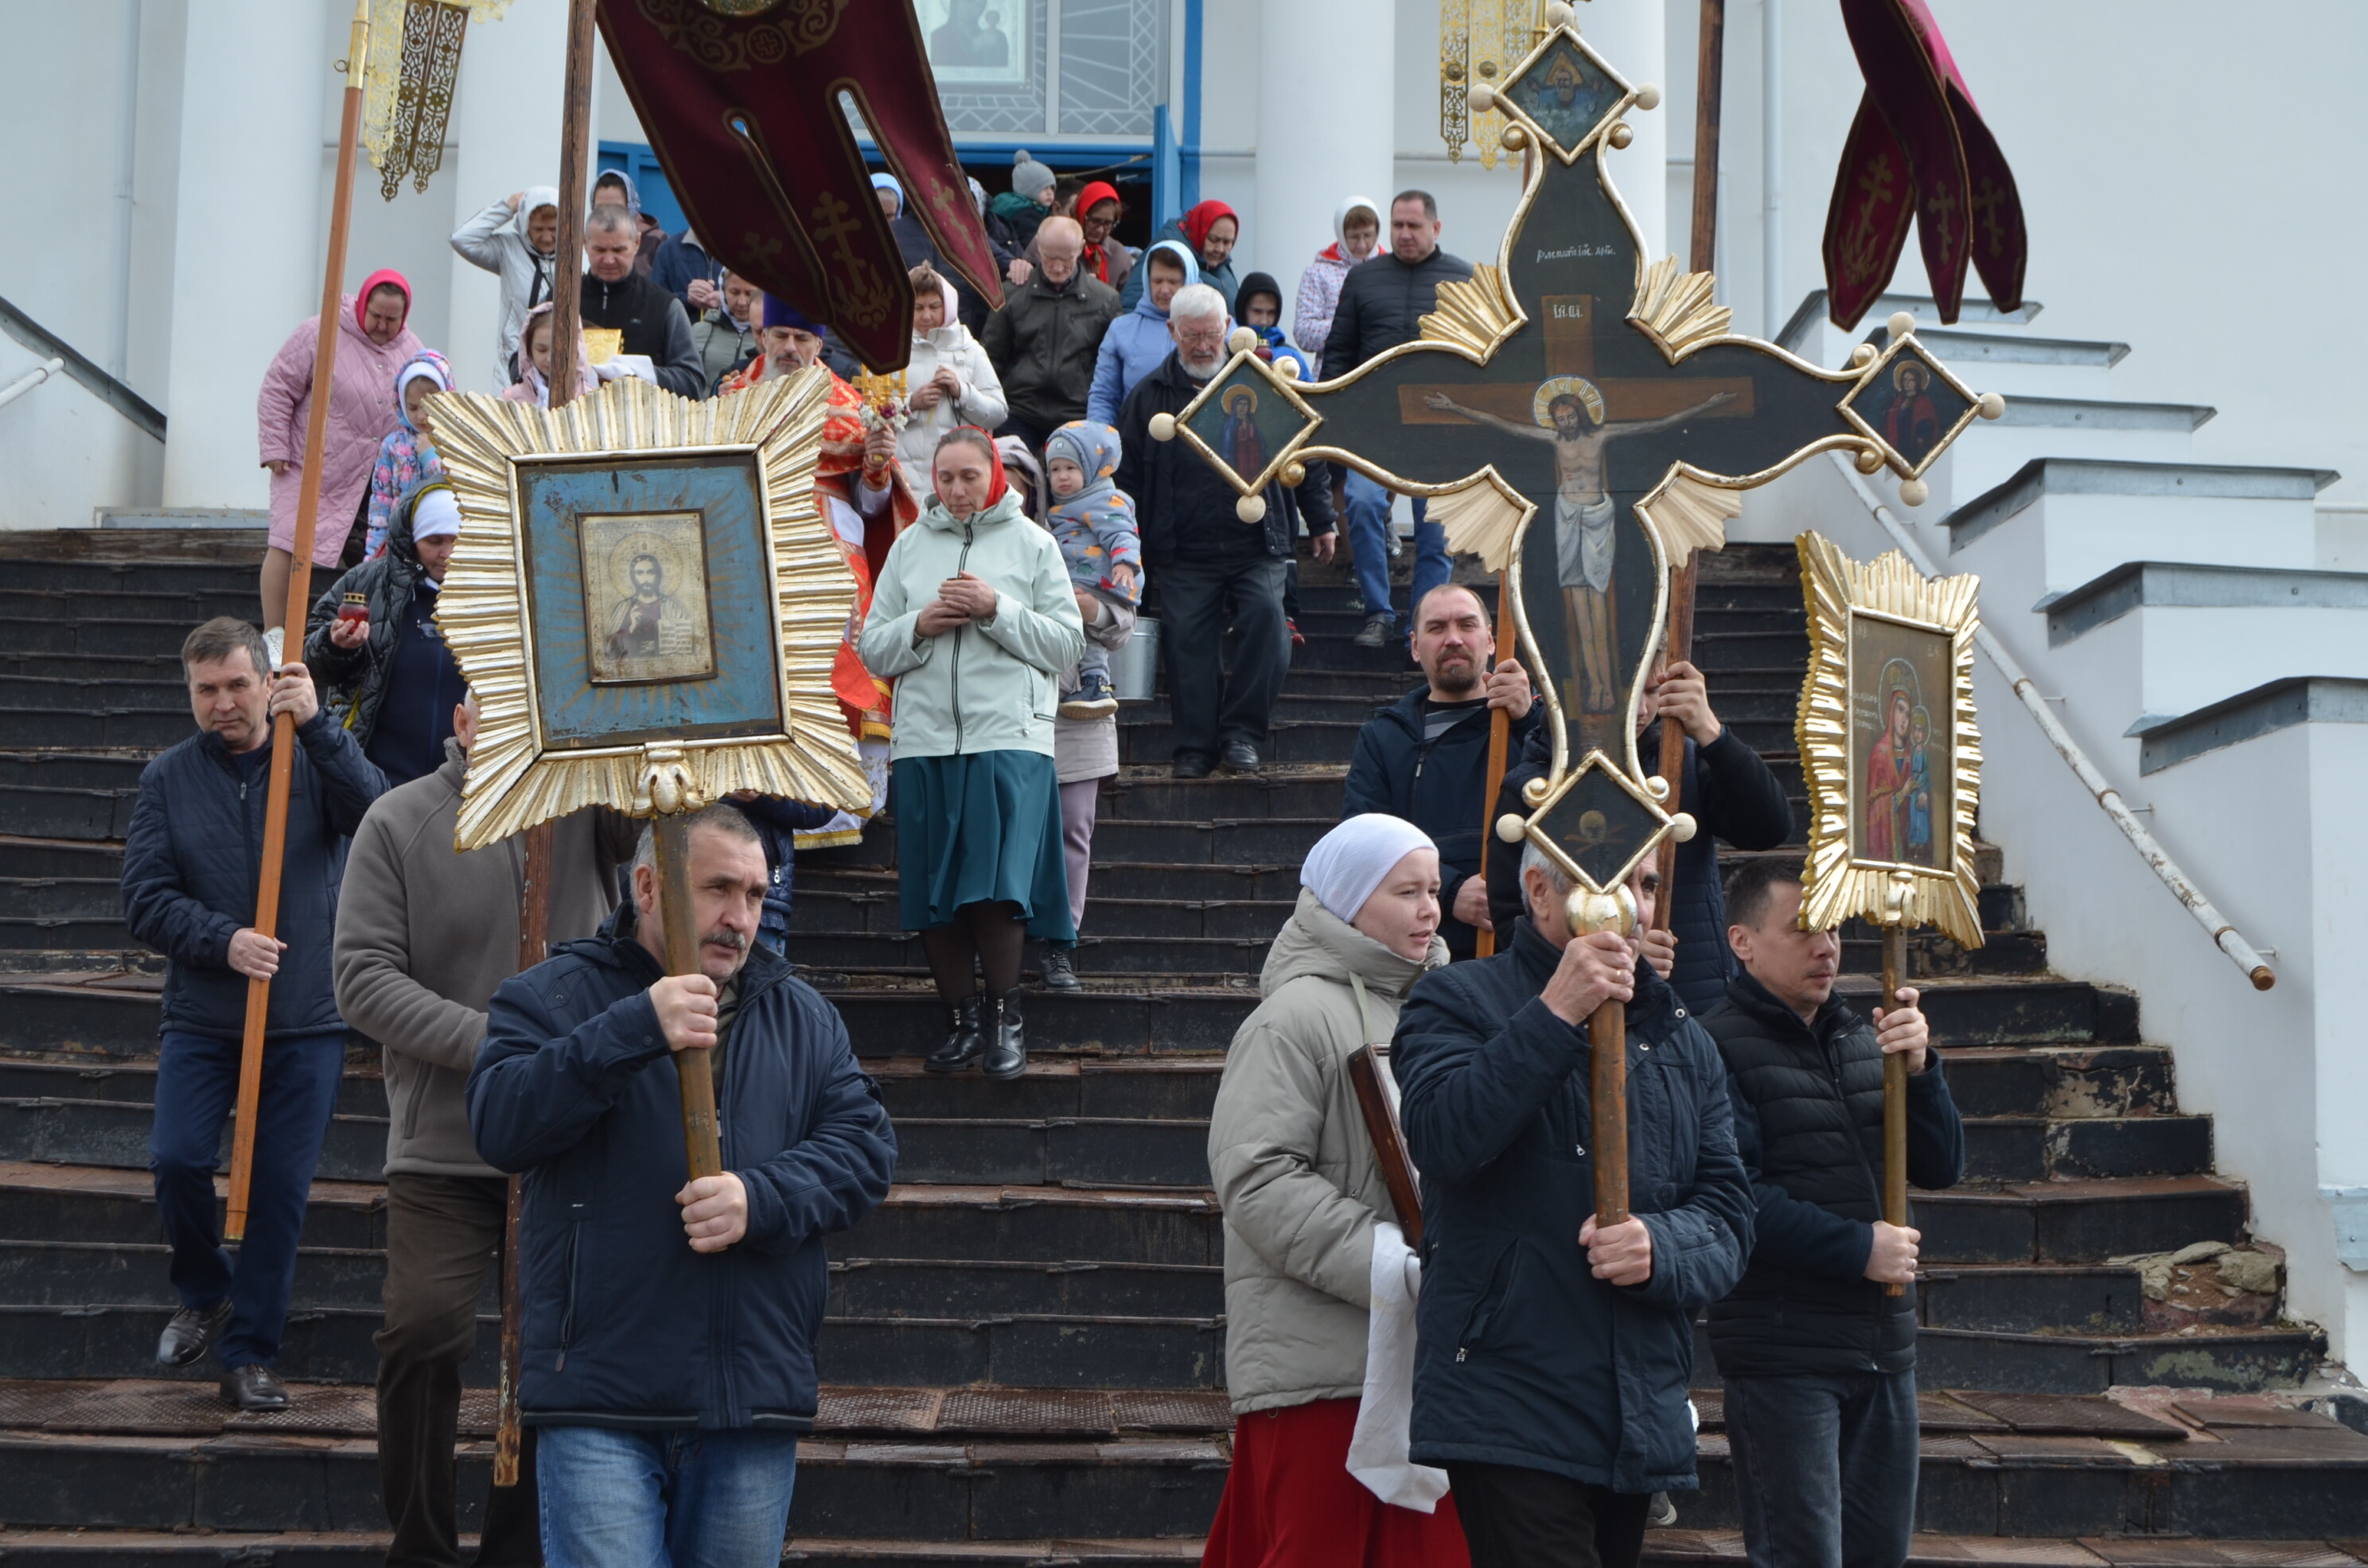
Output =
[{"x1": 1202, "y1": 1398, "x2": 1471, "y2": 1568}]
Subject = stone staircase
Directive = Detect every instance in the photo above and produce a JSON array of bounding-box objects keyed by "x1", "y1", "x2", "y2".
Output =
[{"x1": 0, "y1": 527, "x2": 2365, "y2": 1566}]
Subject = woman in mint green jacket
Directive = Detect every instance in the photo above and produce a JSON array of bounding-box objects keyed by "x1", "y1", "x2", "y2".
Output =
[{"x1": 859, "y1": 427, "x2": 1087, "y2": 1080}]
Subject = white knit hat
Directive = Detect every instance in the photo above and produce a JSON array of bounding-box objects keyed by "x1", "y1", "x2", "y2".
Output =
[{"x1": 1301, "y1": 814, "x2": 1436, "y2": 924}]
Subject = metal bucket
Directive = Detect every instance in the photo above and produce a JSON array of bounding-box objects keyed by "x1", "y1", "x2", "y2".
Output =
[{"x1": 1112, "y1": 617, "x2": 1159, "y2": 705}]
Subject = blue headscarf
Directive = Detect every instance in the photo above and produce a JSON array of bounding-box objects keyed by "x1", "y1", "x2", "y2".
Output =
[
  {"x1": 1042, "y1": 421, "x2": 1140, "y2": 604},
  {"x1": 1132, "y1": 240, "x2": 1201, "y2": 318}
]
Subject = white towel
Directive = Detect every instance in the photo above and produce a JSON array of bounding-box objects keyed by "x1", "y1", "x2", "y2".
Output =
[{"x1": 1346, "y1": 1221, "x2": 1451, "y2": 1512}]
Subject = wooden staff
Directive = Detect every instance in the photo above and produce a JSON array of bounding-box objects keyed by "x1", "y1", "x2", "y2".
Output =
[
  {"x1": 652, "y1": 815, "x2": 726, "y2": 1178},
  {"x1": 1651, "y1": 0, "x2": 1729, "y2": 930},
  {"x1": 224, "y1": 0, "x2": 372, "y2": 1242},
  {"x1": 1880, "y1": 875, "x2": 1911, "y2": 1297},
  {"x1": 546, "y1": 0, "x2": 599, "y2": 405},
  {"x1": 1348, "y1": 1048, "x2": 1422, "y2": 1248},
  {"x1": 1474, "y1": 569, "x2": 1513, "y2": 959},
  {"x1": 493, "y1": 823, "x2": 552, "y2": 1488},
  {"x1": 496, "y1": 0, "x2": 598, "y2": 1476},
  {"x1": 1572, "y1": 889, "x2": 1634, "y2": 1225}
]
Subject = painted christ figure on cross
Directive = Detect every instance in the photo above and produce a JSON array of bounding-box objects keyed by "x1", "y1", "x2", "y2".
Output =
[{"x1": 1421, "y1": 378, "x2": 1736, "y2": 728}]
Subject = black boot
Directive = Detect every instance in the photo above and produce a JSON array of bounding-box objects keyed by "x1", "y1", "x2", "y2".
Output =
[
  {"x1": 983, "y1": 994, "x2": 1027, "y2": 1081},
  {"x1": 925, "y1": 994, "x2": 987, "y2": 1074}
]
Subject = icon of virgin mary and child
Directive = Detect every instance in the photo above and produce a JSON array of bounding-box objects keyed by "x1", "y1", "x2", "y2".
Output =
[{"x1": 1864, "y1": 656, "x2": 1936, "y2": 865}]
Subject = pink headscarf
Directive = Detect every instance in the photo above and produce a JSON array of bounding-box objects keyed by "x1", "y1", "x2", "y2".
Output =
[
  {"x1": 354, "y1": 269, "x2": 412, "y2": 333},
  {"x1": 502, "y1": 302, "x2": 598, "y2": 406}
]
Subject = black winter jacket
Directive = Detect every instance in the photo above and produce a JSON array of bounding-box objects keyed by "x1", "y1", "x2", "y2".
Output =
[
  {"x1": 1114, "y1": 351, "x2": 1335, "y2": 565},
  {"x1": 1701, "y1": 970, "x2": 1964, "y2": 1378},
  {"x1": 580, "y1": 270, "x2": 707, "y2": 399},
  {"x1": 980, "y1": 270, "x2": 1124, "y2": 434},
  {"x1": 1342, "y1": 687, "x2": 1540, "y2": 960},
  {"x1": 1392, "y1": 920, "x2": 1755, "y2": 1492},
  {"x1": 120, "y1": 710, "x2": 388, "y2": 1040},
  {"x1": 1320, "y1": 247, "x2": 1478, "y2": 375},
  {"x1": 466, "y1": 904, "x2": 898, "y2": 1430},
  {"x1": 1489, "y1": 724, "x2": 1794, "y2": 1013},
  {"x1": 303, "y1": 486, "x2": 446, "y2": 760}
]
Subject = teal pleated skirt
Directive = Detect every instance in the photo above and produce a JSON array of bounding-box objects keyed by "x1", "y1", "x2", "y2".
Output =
[{"x1": 893, "y1": 751, "x2": 1076, "y2": 941}]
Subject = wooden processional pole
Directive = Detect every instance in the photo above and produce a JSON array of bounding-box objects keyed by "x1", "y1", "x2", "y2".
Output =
[
  {"x1": 1651, "y1": 0, "x2": 1727, "y2": 931},
  {"x1": 494, "y1": 0, "x2": 603, "y2": 1487},
  {"x1": 1880, "y1": 870, "x2": 1912, "y2": 1297},
  {"x1": 224, "y1": 0, "x2": 372, "y2": 1243},
  {"x1": 1474, "y1": 570, "x2": 1513, "y2": 960}
]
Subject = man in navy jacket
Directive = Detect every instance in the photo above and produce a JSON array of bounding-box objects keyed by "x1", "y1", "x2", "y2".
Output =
[
  {"x1": 119, "y1": 617, "x2": 388, "y2": 1410},
  {"x1": 1393, "y1": 844, "x2": 1754, "y2": 1568},
  {"x1": 1701, "y1": 855, "x2": 1962, "y2": 1568},
  {"x1": 467, "y1": 802, "x2": 897, "y2": 1568},
  {"x1": 1341, "y1": 583, "x2": 1538, "y2": 959}
]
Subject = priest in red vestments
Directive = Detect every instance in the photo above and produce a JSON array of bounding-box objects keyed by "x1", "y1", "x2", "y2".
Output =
[{"x1": 724, "y1": 295, "x2": 918, "y2": 846}]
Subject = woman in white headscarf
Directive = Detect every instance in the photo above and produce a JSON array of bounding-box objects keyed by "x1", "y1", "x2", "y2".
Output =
[
  {"x1": 1291, "y1": 195, "x2": 1383, "y2": 379},
  {"x1": 1202, "y1": 814, "x2": 1473, "y2": 1568}
]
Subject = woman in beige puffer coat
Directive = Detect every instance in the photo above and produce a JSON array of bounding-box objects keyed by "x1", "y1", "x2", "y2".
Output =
[{"x1": 1202, "y1": 814, "x2": 1471, "y2": 1566}]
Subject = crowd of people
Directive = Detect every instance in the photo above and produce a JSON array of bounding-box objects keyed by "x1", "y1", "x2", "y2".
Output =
[{"x1": 176, "y1": 160, "x2": 1967, "y2": 1568}]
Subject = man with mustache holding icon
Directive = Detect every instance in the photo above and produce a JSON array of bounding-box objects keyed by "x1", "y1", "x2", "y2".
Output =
[{"x1": 467, "y1": 801, "x2": 898, "y2": 1568}]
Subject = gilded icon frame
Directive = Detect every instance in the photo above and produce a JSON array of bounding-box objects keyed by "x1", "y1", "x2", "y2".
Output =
[
  {"x1": 426, "y1": 372, "x2": 872, "y2": 851},
  {"x1": 1794, "y1": 531, "x2": 1984, "y2": 947}
]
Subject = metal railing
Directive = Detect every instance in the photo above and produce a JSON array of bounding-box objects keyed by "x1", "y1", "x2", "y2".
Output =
[
  {"x1": 0, "y1": 294, "x2": 164, "y2": 442},
  {"x1": 1830, "y1": 451, "x2": 2276, "y2": 991},
  {"x1": 0, "y1": 356, "x2": 64, "y2": 414}
]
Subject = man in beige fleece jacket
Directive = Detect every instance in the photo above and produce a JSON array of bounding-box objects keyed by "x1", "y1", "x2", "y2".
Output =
[{"x1": 333, "y1": 692, "x2": 637, "y2": 1568}]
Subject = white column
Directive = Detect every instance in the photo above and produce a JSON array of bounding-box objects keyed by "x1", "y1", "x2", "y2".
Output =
[
  {"x1": 442, "y1": 0, "x2": 573, "y2": 391},
  {"x1": 161, "y1": 0, "x2": 329, "y2": 509},
  {"x1": 1254, "y1": 0, "x2": 1395, "y2": 338},
  {"x1": 1579, "y1": 0, "x2": 1669, "y2": 265}
]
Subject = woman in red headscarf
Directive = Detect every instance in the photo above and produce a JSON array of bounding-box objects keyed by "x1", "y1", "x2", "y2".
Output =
[
  {"x1": 255, "y1": 268, "x2": 425, "y2": 633},
  {"x1": 1124, "y1": 197, "x2": 1240, "y2": 313},
  {"x1": 858, "y1": 427, "x2": 1085, "y2": 1084}
]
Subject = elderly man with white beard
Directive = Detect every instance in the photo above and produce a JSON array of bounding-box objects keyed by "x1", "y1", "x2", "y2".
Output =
[{"x1": 1113, "y1": 283, "x2": 1337, "y2": 779}]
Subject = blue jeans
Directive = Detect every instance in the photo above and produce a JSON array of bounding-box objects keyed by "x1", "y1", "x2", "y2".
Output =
[
  {"x1": 148, "y1": 1027, "x2": 345, "y2": 1368},
  {"x1": 1342, "y1": 473, "x2": 1448, "y2": 629},
  {"x1": 538, "y1": 1426, "x2": 800, "y2": 1568},
  {"x1": 1723, "y1": 1369, "x2": 1919, "y2": 1568}
]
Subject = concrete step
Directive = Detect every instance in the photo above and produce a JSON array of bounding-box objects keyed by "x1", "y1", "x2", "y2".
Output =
[{"x1": 6, "y1": 1381, "x2": 2366, "y2": 1539}]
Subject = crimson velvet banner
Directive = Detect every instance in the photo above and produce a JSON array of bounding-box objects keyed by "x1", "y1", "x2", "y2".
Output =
[
  {"x1": 598, "y1": 0, "x2": 1004, "y2": 371},
  {"x1": 1822, "y1": 0, "x2": 2026, "y2": 330}
]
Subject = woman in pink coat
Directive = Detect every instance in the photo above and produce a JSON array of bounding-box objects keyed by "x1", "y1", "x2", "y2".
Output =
[{"x1": 256, "y1": 268, "x2": 423, "y2": 632}]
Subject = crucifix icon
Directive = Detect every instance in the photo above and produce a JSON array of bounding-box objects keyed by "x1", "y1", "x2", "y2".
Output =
[
  {"x1": 1151, "y1": 14, "x2": 2004, "y2": 1228},
  {"x1": 1158, "y1": 18, "x2": 2000, "y2": 853}
]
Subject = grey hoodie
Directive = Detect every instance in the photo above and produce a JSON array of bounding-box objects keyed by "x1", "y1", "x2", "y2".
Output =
[
  {"x1": 1207, "y1": 890, "x2": 1448, "y2": 1415},
  {"x1": 333, "y1": 739, "x2": 637, "y2": 1177},
  {"x1": 450, "y1": 185, "x2": 561, "y2": 389}
]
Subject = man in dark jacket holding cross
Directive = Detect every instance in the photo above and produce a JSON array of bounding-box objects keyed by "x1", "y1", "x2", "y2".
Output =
[
  {"x1": 1392, "y1": 842, "x2": 1754, "y2": 1568},
  {"x1": 1701, "y1": 855, "x2": 1961, "y2": 1568},
  {"x1": 467, "y1": 802, "x2": 898, "y2": 1568},
  {"x1": 1341, "y1": 582, "x2": 1538, "y2": 959}
]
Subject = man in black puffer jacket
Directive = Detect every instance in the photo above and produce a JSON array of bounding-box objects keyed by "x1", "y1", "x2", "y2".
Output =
[
  {"x1": 121, "y1": 617, "x2": 388, "y2": 1410},
  {"x1": 1701, "y1": 855, "x2": 1962, "y2": 1568},
  {"x1": 1393, "y1": 846, "x2": 1753, "y2": 1568},
  {"x1": 467, "y1": 803, "x2": 897, "y2": 1565},
  {"x1": 1489, "y1": 658, "x2": 1792, "y2": 1011}
]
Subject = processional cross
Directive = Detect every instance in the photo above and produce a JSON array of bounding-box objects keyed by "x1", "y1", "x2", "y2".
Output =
[{"x1": 1155, "y1": 14, "x2": 2002, "y2": 1221}]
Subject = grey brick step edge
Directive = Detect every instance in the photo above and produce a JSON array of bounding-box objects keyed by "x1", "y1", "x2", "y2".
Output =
[{"x1": 2, "y1": 1414, "x2": 2366, "y2": 1539}]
